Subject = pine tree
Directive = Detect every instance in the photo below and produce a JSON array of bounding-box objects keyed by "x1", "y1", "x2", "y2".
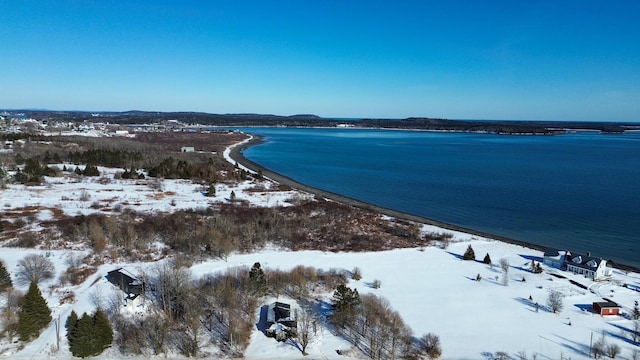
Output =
[
  {"x1": 18, "y1": 281, "x2": 52, "y2": 341},
  {"x1": 483, "y1": 253, "x2": 492, "y2": 265},
  {"x1": 463, "y1": 245, "x2": 475, "y2": 260},
  {"x1": 93, "y1": 309, "x2": 113, "y2": 353},
  {"x1": 205, "y1": 183, "x2": 216, "y2": 197},
  {"x1": 65, "y1": 310, "x2": 79, "y2": 344},
  {"x1": 332, "y1": 284, "x2": 360, "y2": 328},
  {"x1": 70, "y1": 313, "x2": 94, "y2": 357},
  {"x1": 534, "y1": 262, "x2": 543, "y2": 274},
  {"x1": 248, "y1": 262, "x2": 267, "y2": 295},
  {"x1": 0, "y1": 259, "x2": 12, "y2": 291},
  {"x1": 67, "y1": 309, "x2": 113, "y2": 357},
  {"x1": 633, "y1": 300, "x2": 640, "y2": 321}
]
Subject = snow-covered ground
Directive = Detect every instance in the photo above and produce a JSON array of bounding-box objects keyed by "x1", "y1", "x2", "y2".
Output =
[
  {"x1": 1, "y1": 164, "x2": 305, "y2": 220},
  {"x1": 1, "y1": 141, "x2": 639, "y2": 359}
]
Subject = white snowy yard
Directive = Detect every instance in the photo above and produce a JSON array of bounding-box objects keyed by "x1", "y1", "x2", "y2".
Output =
[{"x1": 1, "y1": 153, "x2": 639, "y2": 359}]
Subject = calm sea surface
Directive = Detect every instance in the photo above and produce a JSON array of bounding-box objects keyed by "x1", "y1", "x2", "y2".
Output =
[{"x1": 233, "y1": 128, "x2": 640, "y2": 268}]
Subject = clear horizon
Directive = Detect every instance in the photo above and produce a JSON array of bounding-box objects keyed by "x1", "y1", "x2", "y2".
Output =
[{"x1": 1, "y1": 1, "x2": 639, "y2": 122}]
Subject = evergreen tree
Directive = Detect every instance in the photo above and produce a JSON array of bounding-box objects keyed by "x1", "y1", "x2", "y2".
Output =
[
  {"x1": 332, "y1": 284, "x2": 360, "y2": 328},
  {"x1": 67, "y1": 309, "x2": 113, "y2": 358},
  {"x1": 534, "y1": 262, "x2": 543, "y2": 274},
  {"x1": 230, "y1": 190, "x2": 236, "y2": 202},
  {"x1": 205, "y1": 183, "x2": 216, "y2": 197},
  {"x1": 82, "y1": 164, "x2": 100, "y2": 177},
  {"x1": 70, "y1": 313, "x2": 94, "y2": 357},
  {"x1": 463, "y1": 245, "x2": 475, "y2": 261},
  {"x1": 65, "y1": 310, "x2": 79, "y2": 344},
  {"x1": 248, "y1": 262, "x2": 267, "y2": 295},
  {"x1": 18, "y1": 282, "x2": 52, "y2": 341},
  {"x1": 0, "y1": 259, "x2": 12, "y2": 291},
  {"x1": 93, "y1": 309, "x2": 113, "y2": 354},
  {"x1": 483, "y1": 253, "x2": 492, "y2": 265},
  {"x1": 633, "y1": 300, "x2": 640, "y2": 321}
]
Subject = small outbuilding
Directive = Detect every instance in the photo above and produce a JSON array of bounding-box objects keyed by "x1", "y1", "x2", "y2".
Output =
[
  {"x1": 106, "y1": 268, "x2": 145, "y2": 309},
  {"x1": 181, "y1": 146, "x2": 195, "y2": 153},
  {"x1": 593, "y1": 301, "x2": 620, "y2": 316},
  {"x1": 266, "y1": 302, "x2": 297, "y2": 340}
]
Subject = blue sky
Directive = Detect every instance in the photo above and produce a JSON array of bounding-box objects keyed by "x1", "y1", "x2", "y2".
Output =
[{"x1": 1, "y1": 1, "x2": 639, "y2": 121}]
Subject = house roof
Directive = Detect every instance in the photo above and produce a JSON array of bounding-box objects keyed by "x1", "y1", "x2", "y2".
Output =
[
  {"x1": 543, "y1": 248, "x2": 560, "y2": 257},
  {"x1": 593, "y1": 301, "x2": 619, "y2": 309},
  {"x1": 106, "y1": 268, "x2": 143, "y2": 296},
  {"x1": 565, "y1": 253, "x2": 606, "y2": 271},
  {"x1": 543, "y1": 248, "x2": 570, "y2": 259},
  {"x1": 267, "y1": 302, "x2": 293, "y2": 324}
]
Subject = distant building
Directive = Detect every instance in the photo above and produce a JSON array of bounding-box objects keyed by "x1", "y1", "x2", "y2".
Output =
[
  {"x1": 181, "y1": 146, "x2": 195, "y2": 153},
  {"x1": 593, "y1": 301, "x2": 620, "y2": 316},
  {"x1": 106, "y1": 268, "x2": 144, "y2": 309},
  {"x1": 543, "y1": 248, "x2": 612, "y2": 280}
]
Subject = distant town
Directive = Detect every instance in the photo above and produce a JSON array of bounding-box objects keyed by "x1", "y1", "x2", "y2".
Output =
[{"x1": 1, "y1": 110, "x2": 638, "y2": 137}]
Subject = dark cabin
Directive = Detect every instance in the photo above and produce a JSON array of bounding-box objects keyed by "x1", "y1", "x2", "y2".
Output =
[
  {"x1": 266, "y1": 302, "x2": 297, "y2": 328},
  {"x1": 106, "y1": 268, "x2": 143, "y2": 299}
]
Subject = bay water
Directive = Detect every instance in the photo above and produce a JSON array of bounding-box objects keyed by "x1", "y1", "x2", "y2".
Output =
[{"x1": 233, "y1": 128, "x2": 640, "y2": 268}]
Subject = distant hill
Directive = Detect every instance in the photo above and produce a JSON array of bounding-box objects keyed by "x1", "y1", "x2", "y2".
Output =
[{"x1": 3, "y1": 109, "x2": 637, "y2": 134}]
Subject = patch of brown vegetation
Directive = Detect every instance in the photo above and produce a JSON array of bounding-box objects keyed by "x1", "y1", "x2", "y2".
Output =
[{"x1": 135, "y1": 131, "x2": 248, "y2": 153}]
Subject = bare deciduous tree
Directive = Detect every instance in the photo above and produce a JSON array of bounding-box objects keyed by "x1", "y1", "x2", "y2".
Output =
[
  {"x1": 547, "y1": 290, "x2": 563, "y2": 314},
  {"x1": 606, "y1": 343, "x2": 621, "y2": 358},
  {"x1": 295, "y1": 307, "x2": 315, "y2": 355},
  {"x1": 16, "y1": 254, "x2": 55, "y2": 286},
  {"x1": 592, "y1": 331, "x2": 607, "y2": 359},
  {"x1": 499, "y1": 258, "x2": 509, "y2": 286},
  {"x1": 1, "y1": 288, "x2": 23, "y2": 342}
]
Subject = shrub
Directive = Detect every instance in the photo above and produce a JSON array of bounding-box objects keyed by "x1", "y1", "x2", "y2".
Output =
[
  {"x1": 79, "y1": 189, "x2": 91, "y2": 202},
  {"x1": 351, "y1": 267, "x2": 362, "y2": 281},
  {"x1": 420, "y1": 333, "x2": 442, "y2": 359},
  {"x1": 372, "y1": 279, "x2": 381, "y2": 289},
  {"x1": 483, "y1": 253, "x2": 491, "y2": 264}
]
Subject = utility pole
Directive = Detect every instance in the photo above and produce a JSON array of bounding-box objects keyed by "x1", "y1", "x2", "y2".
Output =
[{"x1": 54, "y1": 314, "x2": 60, "y2": 352}]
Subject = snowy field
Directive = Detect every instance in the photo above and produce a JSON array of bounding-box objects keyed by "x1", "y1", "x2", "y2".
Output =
[{"x1": 1, "y1": 139, "x2": 639, "y2": 359}]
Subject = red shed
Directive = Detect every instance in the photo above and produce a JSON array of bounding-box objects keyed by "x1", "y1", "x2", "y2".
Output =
[{"x1": 593, "y1": 301, "x2": 620, "y2": 316}]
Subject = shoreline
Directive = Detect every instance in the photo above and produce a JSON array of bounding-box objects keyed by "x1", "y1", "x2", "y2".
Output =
[{"x1": 228, "y1": 135, "x2": 640, "y2": 273}]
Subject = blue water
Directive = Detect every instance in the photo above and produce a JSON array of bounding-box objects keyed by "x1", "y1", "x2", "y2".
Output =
[{"x1": 232, "y1": 128, "x2": 640, "y2": 268}]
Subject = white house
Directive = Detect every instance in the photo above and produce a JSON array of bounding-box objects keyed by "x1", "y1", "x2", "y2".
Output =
[
  {"x1": 543, "y1": 248, "x2": 612, "y2": 280},
  {"x1": 565, "y1": 253, "x2": 611, "y2": 280},
  {"x1": 181, "y1": 146, "x2": 195, "y2": 153}
]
